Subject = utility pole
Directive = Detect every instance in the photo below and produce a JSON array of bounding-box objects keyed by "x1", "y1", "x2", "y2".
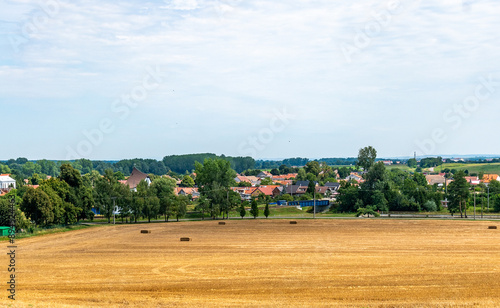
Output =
[{"x1": 226, "y1": 190, "x2": 229, "y2": 220}]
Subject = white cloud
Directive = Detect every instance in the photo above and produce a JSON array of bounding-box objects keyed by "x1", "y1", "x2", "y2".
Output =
[{"x1": 1, "y1": 0, "x2": 500, "y2": 159}]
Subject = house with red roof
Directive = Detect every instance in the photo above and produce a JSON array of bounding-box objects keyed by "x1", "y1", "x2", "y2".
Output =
[
  {"x1": 257, "y1": 171, "x2": 273, "y2": 178},
  {"x1": 251, "y1": 185, "x2": 281, "y2": 198},
  {"x1": 482, "y1": 174, "x2": 500, "y2": 184},
  {"x1": 464, "y1": 176, "x2": 480, "y2": 185},
  {"x1": 175, "y1": 187, "x2": 200, "y2": 200},
  {"x1": 231, "y1": 187, "x2": 257, "y2": 201},
  {"x1": 234, "y1": 175, "x2": 260, "y2": 186}
]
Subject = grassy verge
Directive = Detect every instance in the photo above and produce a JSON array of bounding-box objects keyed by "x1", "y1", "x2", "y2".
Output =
[{"x1": 0, "y1": 224, "x2": 98, "y2": 242}]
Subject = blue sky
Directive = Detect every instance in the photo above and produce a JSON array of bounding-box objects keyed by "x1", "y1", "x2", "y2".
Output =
[{"x1": 1, "y1": 0, "x2": 499, "y2": 160}]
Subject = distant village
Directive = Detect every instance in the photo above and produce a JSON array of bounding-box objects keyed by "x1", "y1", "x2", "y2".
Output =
[{"x1": 2, "y1": 163, "x2": 500, "y2": 203}]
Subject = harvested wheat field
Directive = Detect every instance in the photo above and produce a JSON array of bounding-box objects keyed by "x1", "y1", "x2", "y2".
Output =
[{"x1": 2, "y1": 219, "x2": 500, "y2": 307}]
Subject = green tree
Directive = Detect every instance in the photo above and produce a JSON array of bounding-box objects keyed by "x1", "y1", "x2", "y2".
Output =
[
  {"x1": 407, "y1": 158, "x2": 417, "y2": 168},
  {"x1": 174, "y1": 195, "x2": 189, "y2": 221},
  {"x1": 448, "y1": 170, "x2": 470, "y2": 218},
  {"x1": 136, "y1": 179, "x2": 158, "y2": 223},
  {"x1": 281, "y1": 194, "x2": 293, "y2": 202},
  {"x1": 364, "y1": 162, "x2": 386, "y2": 187},
  {"x1": 78, "y1": 187, "x2": 96, "y2": 221},
  {"x1": 195, "y1": 158, "x2": 236, "y2": 219},
  {"x1": 413, "y1": 173, "x2": 428, "y2": 187},
  {"x1": 270, "y1": 168, "x2": 280, "y2": 175},
  {"x1": 250, "y1": 198, "x2": 259, "y2": 218},
  {"x1": 357, "y1": 146, "x2": 377, "y2": 171},
  {"x1": 296, "y1": 168, "x2": 307, "y2": 181},
  {"x1": 130, "y1": 196, "x2": 144, "y2": 223},
  {"x1": 305, "y1": 161, "x2": 321, "y2": 177},
  {"x1": 151, "y1": 177, "x2": 177, "y2": 221},
  {"x1": 114, "y1": 171, "x2": 125, "y2": 180},
  {"x1": 59, "y1": 164, "x2": 83, "y2": 188},
  {"x1": 20, "y1": 187, "x2": 54, "y2": 225},
  {"x1": 62, "y1": 202, "x2": 80, "y2": 225},
  {"x1": 492, "y1": 194, "x2": 500, "y2": 212},
  {"x1": 39, "y1": 184, "x2": 65, "y2": 224},
  {"x1": 337, "y1": 182, "x2": 360, "y2": 212},
  {"x1": 0, "y1": 195, "x2": 29, "y2": 230},
  {"x1": 58, "y1": 163, "x2": 95, "y2": 222},
  {"x1": 337, "y1": 167, "x2": 350, "y2": 179},
  {"x1": 94, "y1": 169, "x2": 123, "y2": 223},
  {"x1": 260, "y1": 177, "x2": 274, "y2": 185},
  {"x1": 307, "y1": 180, "x2": 316, "y2": 195},
  {"x1": 488, "y1": 180, "x2": 500, "y2": 195},
  {"x1": 143, "y1": 196, "x2": 160, "y2": 223},
  {"x1": 356, "y1": 206, "x2": 380, "y2": 217},
  {"x1": 223, "y1": 190, "x2": 241, "y2": 219},
  {"x1": 423, "y1": 200, "x2": 437, "y2": 212},
  {"x1": 264, "y1": 203, "x2": 270, "y2": 218},
  {"x1": 180, "y1": 175, "x2": 195, "y2": 187},
  {"x1": 239, "y1": 202, "x2": 247, "y2": 218},
  {"x1": 22, "y1": 161, "x2": 42, "y2": 177},
  {"x1": 195, "y1": 196, "x2": 210, "y2": 220}
]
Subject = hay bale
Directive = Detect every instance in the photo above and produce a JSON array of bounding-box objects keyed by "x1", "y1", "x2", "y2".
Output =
[
  {"x1": 180, "y1": 237, "x2": 192, "y2": 241},
  {"x1": 218, "y1": 222, "x2": 226, "y2": 225},
  {"x1": 140, "y1": 230, "x2": 151, "y2": 234},
  {"x1": 290, "y1": 221, "x2": 297, "y2": 224},
  {"x1": 488, "y1": 226, "x2": 497, "y2": 229}
]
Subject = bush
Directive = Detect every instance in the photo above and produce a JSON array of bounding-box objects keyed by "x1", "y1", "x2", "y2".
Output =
[
  {"x1": 493, "y1": 195, "x2": 500, "y2": 212},
  {"x1": 422, "y1": 200, "x2": 437, "y2": 212},
  {"x1": 356, "y1": 207, "x2": 380, "y2": 217}
]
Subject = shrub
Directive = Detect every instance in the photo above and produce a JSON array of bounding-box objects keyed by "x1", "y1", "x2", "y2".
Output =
[{"x1": 422, "y1": 200, "x2": 437, "y2": 212}]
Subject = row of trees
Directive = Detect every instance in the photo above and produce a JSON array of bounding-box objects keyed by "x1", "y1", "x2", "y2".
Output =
[
  {"x1": 163, "y1": 154, "x2": 255, "y2": 173},
  {"x1": 4, "y1": 149, "x2": 500, "y2": 230},
  {"x1": 0, "y1": 163, "x2": 194, "y2": 229},
  {"x1": 335, "y1": 146, "x2": 500, "y2": 217},
  {"x1": 336, "y1": 147, "x2": 445, "y2": 214},
  {"x1": 0, "y1": 154, "x2": 255, "y2": 184}
]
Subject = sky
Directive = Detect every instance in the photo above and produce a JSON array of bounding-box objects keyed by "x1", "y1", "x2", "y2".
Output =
[{"x1": 1, "y1": 0, "x2": 500, "y2": 160}]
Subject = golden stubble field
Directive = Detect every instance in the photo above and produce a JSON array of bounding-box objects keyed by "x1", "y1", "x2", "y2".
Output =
[{"x1": 2, "y1": 219, "x2": 500, "y2": 307}]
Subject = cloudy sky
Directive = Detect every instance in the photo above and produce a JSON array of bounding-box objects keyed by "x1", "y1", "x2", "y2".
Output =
[{"x1": 1, "y1": 0, "x2": 499, "y2": 160}]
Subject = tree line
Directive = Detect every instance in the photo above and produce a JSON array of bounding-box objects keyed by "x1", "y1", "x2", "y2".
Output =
[
  {"x1": 335, "y1": 146, "x2": 500, "y2": 217},
  {"x1": 0, "y1": 164, "x2": 191, "y2": 230},
  {"x1": 3, "y1": 149, "x2": 500, "y2": 231}
]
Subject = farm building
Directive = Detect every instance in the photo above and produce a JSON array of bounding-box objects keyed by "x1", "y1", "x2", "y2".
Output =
[
  {"x1": 0, "y1": 174, "x2": 16, "y2": 190},
  {"x1": 125, "y1": 167, "x2": 151, "y2": 191}
]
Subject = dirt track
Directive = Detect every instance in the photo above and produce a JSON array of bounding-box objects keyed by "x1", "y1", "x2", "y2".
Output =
[{"x1": 2, "y1": 219, "x2": 500, "y2": 307}]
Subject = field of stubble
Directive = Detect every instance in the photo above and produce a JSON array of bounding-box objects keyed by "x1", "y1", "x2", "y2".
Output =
[{"x1": 2, "y1": 219, "x2": 500, "y2": 307}]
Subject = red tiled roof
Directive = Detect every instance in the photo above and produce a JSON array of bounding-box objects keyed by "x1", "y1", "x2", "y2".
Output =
[
  {"x1": 482, "y1": 174, "x2": 499, "y2": 183},
  {"x1": 175, "y1": 187, "x2": 199, "y2": 195},
  {"x1": 253, "y1": 186, "x2": 275, "y2": 196},
  {"x1": 231, "y1": 187, "x2": 257, "y2": 195},
  {"x1": 274, "y1": 180, "x2": 292, "y2": 185}
]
